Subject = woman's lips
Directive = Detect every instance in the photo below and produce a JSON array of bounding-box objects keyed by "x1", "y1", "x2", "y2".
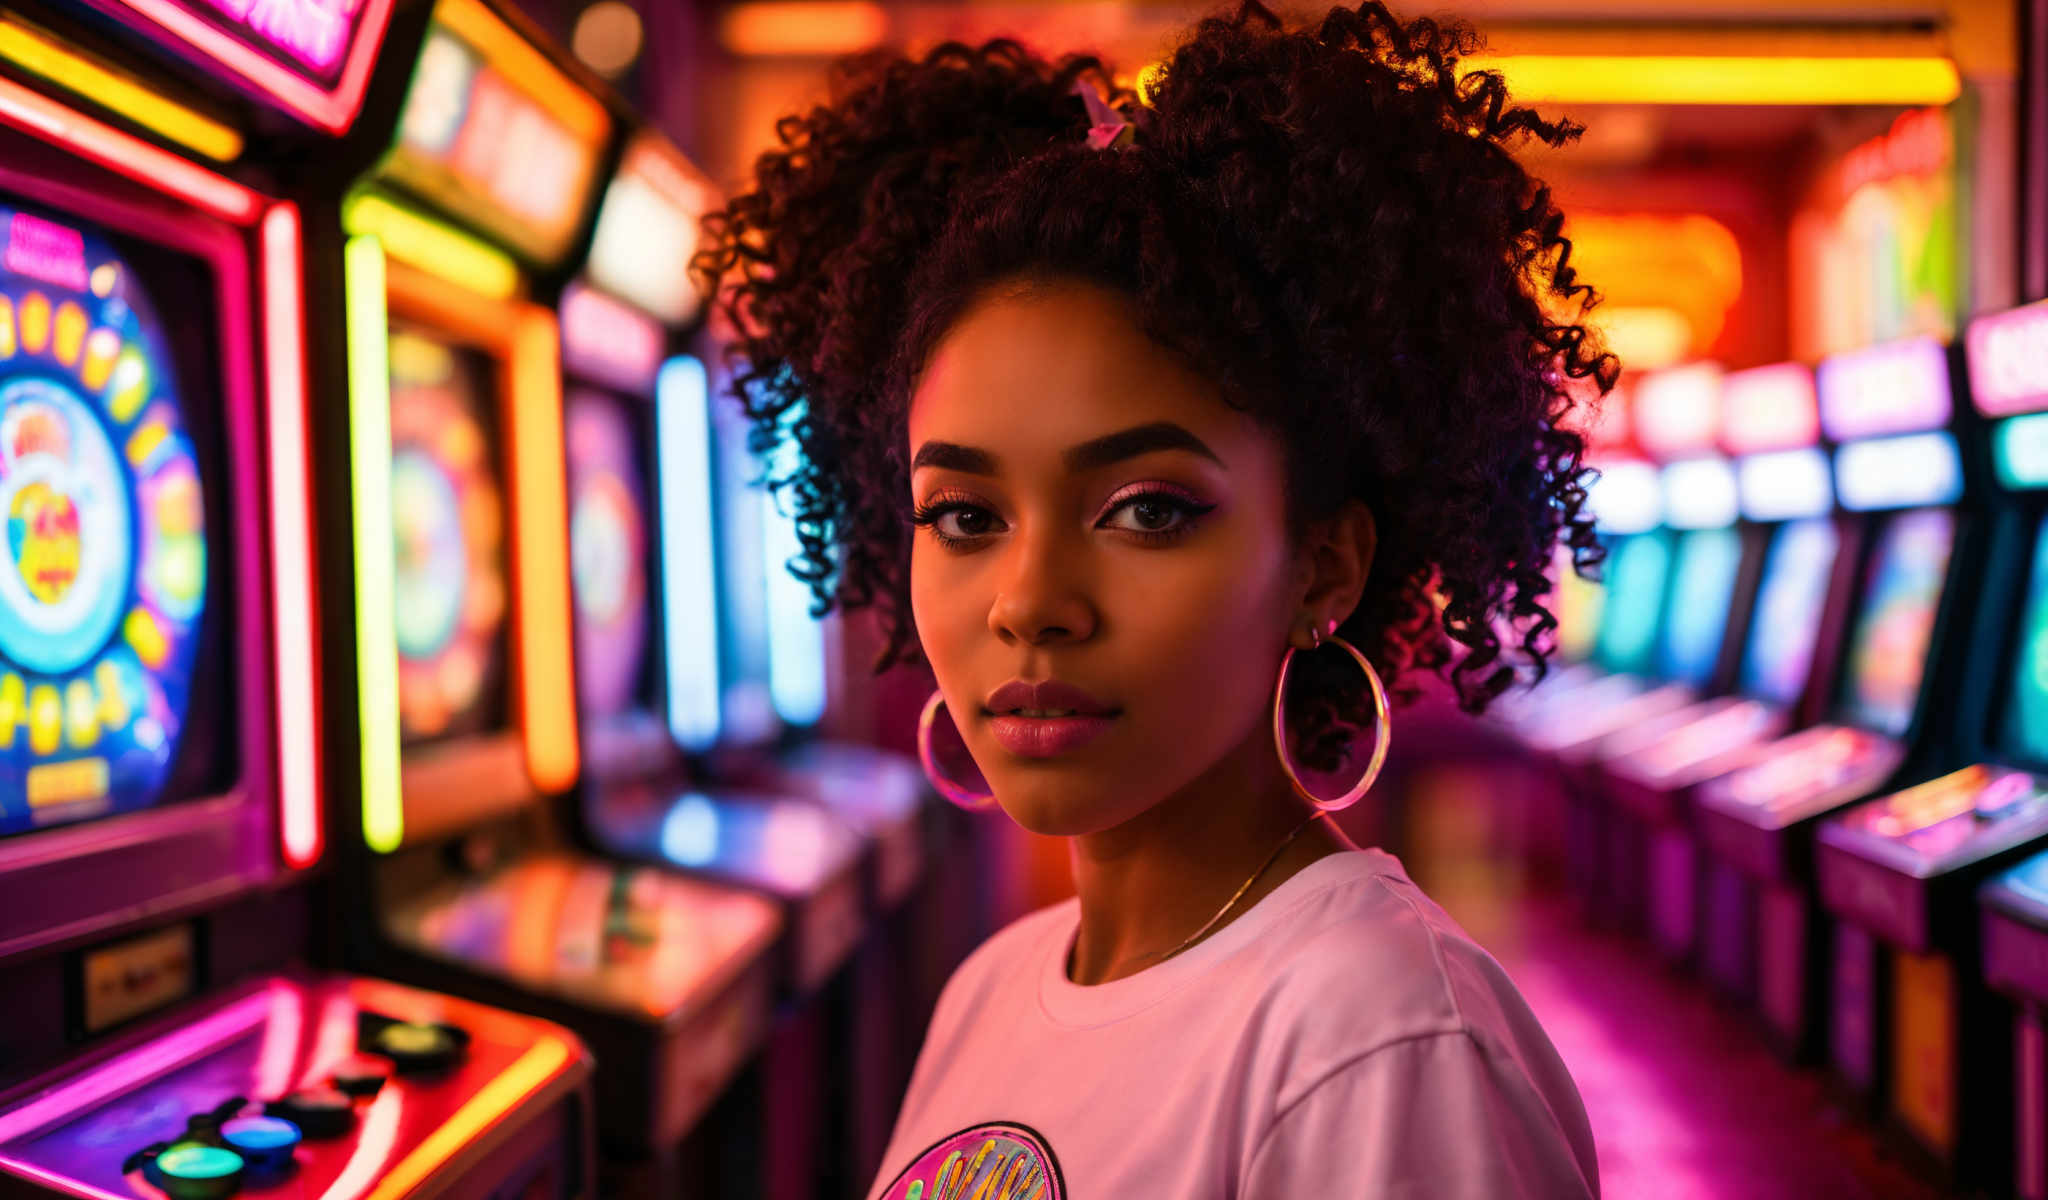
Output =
[{"x1": 987, "y1": 713, "x2": 1116, "y2": 757}]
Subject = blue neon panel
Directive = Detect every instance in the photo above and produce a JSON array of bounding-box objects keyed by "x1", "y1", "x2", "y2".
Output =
[
  {"x1": 1594, "y1": 531, "x2": 1673, "y2": 677},
  {"x1": 1657, "y1": 527, "x2": 1743, "y2": 688},
  {"x1": 1999, "y1": 513, "x2": 2048, "y2": 764},
  {"x1": 1738, "y1": 518, "x2": 1840, "y2": 707}
]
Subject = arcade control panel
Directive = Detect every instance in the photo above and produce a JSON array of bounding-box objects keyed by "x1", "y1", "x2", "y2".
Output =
[{"x1": 0, "y1": 975, "x2": 591, "y2": 1198}]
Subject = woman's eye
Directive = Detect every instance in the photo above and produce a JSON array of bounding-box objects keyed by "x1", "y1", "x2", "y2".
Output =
[
  {"x1": 936, "y1": 506, "x2": 998, "y2": 538},
  {"x1": 1101, "y1": 494, "x2": 1204, "y2": 535}
]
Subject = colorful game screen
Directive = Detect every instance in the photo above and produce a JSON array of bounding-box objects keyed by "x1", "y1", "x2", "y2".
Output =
[
  {"x1": 1739, "y1": 517, "x2": 1840, "y2": 707},
  {"x1": 1656, "y1": 527, "x2": 1743, "y2": 688},
  {"x1": 0, "y1": 203, "x2": 224, "y2": 836},
  {"x1": 1839, "y1": 507, "x2": 1955, "y2": 736},
  {"x1": 1998, "y1": 513, "x2": 2048, "y2": 765},
  {"x1": 1593, "y1": 531, "x2": 1673, "y2": 677},
  {"x1": 388, "y1": 328, "x2": 508, "y2": 744},
  {"x1": 566, "y1": 389, "x2": 656, "y2": 723},
  {"x1": 1552, "y1": 544, "x2": 1604, "y2": 663}
]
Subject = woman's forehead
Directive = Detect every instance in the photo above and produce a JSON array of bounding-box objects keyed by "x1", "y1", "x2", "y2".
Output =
[{"x1": 907, "y1": 282, "x2": 1258, "y2": 462}]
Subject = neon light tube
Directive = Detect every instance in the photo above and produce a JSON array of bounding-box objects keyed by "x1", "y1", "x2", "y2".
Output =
[
  {"x1": 361, "y1": 1035, "x2": 574, "y2": 1200},
  {"x1": 1466, "y1": 54, "x2": 1961, "y2": 107},
  {"x1": 0, "y1": 77, "x2": 259, "y2": 224},
  {"x1": 509, "y1": 310, "x2": 579, "y2": 792},
  {"x1": 342, "y1": 192, "x2": 519, "y2": 301},
  {"x1": 762, "y1": 438, "x2": 826, "y2": 727},
  {"x1": 0, "y1": 17, "x2": 242, "y2": 161},
  {"x1": 345, "y1": 236, "x2": 402, "y2": 854},
  {"x1": 263, "y1": 204, "x2": 322, "y2": 869},
  {"x1": 656, "y1": 357, "x2": 722, "y2": 750},
  {"x1": 107, "y1": 0, "x2": 397, "y2": 135}
]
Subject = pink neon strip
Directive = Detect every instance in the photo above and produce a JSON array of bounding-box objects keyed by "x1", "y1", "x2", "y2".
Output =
[
  {"x1": 108, "y1": 0, "x2": 397, "y2": 135},
  {"x1": 0, "y1": 988, "x2": 276, "y2": 1143},
  {"x1": 253, "y1": 980, "x2": 306, "y2": 1099},
  {"x1": 0, "y1": 79, "x2": 259, "y2": 223},
  {"x1": 0, "y1": 1156, "x2": 128, "y2": 1200},
  {"x1": 262, "y1": 203, "x2": 322, "y2": 869}
]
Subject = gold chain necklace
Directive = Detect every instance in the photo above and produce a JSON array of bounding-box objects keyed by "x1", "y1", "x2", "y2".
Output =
[{"x1": 1133, "y1": 810, "x2": 1331, "y2": 967}]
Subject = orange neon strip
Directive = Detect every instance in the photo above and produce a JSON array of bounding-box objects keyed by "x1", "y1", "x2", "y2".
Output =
[
  {"x1": 359, "y1": 1035, "x2": 574, "y2": 1200},
  {"x1": 509, "y1": 307, "x2": 579, "y2": 792},
  {"x1": 0, "y1": 77, "x2": 259, "y2": 223},
  {"x1": 436, "y1": 0, "x2": 607, "y2": 141},
  {"x1": 262, "y1": 203, "x2": 322, "y2": 869},
  {"x1": 109, "y1": 0, "x2": 397, "y2": 135}
]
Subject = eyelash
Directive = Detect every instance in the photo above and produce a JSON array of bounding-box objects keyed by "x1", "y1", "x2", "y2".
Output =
[{"x1": 909, "y1": 486, "x2": 1218, "y2": 550}]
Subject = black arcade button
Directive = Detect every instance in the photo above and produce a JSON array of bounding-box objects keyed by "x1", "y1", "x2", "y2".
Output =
[
  {"x1": 330, "y1": 1069, "x2": 386, "y2": 1098},
  {"x1": 368, "y1": 1021, "x2": 463, "y2": 1074},
  {"x1": 265, "y1": 1088, "x2": 354, "y2": 1139}
]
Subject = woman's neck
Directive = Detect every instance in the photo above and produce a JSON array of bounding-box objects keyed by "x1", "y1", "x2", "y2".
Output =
[{"x1": 1063, "y1": 726, "x2": 1357, "y2": 985}]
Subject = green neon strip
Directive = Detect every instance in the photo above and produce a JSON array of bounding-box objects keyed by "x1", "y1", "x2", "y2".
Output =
[
  {"x1": 345, "y1": 235, "x2": 403, "y2": 853},
  {"x1": 1996, "y1": 413, "x2": 2048, "y2": 491}
]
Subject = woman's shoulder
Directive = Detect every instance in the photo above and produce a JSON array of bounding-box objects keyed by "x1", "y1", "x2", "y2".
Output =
[{"x1": 1245, "y1": 850, "x2": 1550, "y2": 1068}]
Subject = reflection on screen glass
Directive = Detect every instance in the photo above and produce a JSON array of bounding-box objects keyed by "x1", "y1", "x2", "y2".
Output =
[
  {"x1": 1740, "y1": 518, "x2": 1840, "y2": 707},
  {"x1": 1658, "y1": 528, "x2": 1743, "y2": 688},
  {"x1": 0, "y1": 204, "x2": 217, "y2": 837},
  {"x1": 567, "y1": 389, "x2": 653, "y2": 722},
  {"x1": 2000, "y1": 515, "x2": 2048, "y2": 764},
  {"x1": 1840, "y1": 508, "x2": 1954, "y2": 736},
  {"x1": 389, "y1": 328, "x2": 508, "y2": 744},
  {"x1": 1594, "y1": 531, "x2": 1672, "y2": 676}
]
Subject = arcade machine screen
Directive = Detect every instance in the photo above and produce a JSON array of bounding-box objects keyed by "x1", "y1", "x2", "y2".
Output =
[
  {"x1": 1838, "y1": 507, "x2": 1955, "y2": 736},
  {"x1": 388, "y1": 327, "x2": 508, "y2": 744},
  {"x1": 1739, "y1": 517, "x2": 1840, "y2": 707},
  {"x1": 1594, "y1": 531, "x2": 1673, "y2": 677},
  {"x1": 0, "y1": 200, "x2": 225, "y2": 837},
  {"x1": 1553, "y1": 546, "x2": 1605, "y2": 662},
  {"x1": 1998, "y1": 514, "x2": 2048, "y2": 764},
  {"x1": 1657, "y1": 527, "x2": 1743, "y2": 688},
  {"x1": 567, "y1": 388, "x2": 657, "y2": 721}
]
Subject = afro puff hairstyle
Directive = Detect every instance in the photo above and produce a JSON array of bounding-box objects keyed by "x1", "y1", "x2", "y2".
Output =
[{"x1": 695, "y1": 0, "x2": 1618, "y2": 720}]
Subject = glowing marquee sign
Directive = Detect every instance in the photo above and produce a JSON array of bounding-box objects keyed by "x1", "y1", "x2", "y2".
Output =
[
  {"x1": 383, "y1": 0, "x2": 610, "y2": 267},
  {"x1": 1816, "y1": 336, "x2": 1952, "y2": 442},
  {"x1": 1721, "y1": 362, "x2": 1819, "y2": 454},
  {"x1": 1967, "y1": 300, "x2": 2048, "y2": 418},
  {"x1": 588, "y1": 133, "x2": 718, "y2": 326},
  {"x1": 103, "y1": 0, "x2": 395, "y2": 133}
]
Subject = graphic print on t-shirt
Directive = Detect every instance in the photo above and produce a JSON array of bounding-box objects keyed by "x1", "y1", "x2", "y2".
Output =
[{"x1": 879, "y1": 1121, "x2": 1063, "y2": 1200}]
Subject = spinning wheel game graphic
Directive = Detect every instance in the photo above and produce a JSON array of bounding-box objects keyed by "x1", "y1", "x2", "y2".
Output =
[
  {"x1": 388, "y1": 328, "x2": 507, "y2": 742},
  {"x1": 0, "y1": 206, "x2": 208, "y2": 831},
  {"x1": 565, "y1": 390, "x2": 649, "y2": 720}
]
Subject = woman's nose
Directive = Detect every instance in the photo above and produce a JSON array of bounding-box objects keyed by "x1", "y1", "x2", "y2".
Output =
[{"x1": 986, "y1": 524, "x2": 1098, "y2": 647}]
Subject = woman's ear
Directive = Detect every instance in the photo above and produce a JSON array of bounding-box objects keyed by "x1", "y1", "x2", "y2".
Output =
[{"x1": 1293, "y1": 500, "x2": 1376, "y2": 641}]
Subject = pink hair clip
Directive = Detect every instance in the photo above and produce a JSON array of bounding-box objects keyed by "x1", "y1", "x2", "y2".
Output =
[{"x1": 1073, "y1": 80, "x2": 1134, "y2": 150}]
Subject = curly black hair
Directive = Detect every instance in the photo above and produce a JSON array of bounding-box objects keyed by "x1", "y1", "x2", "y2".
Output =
[{"x1": 695, "y1": 0, "x2": 1617, "y2": 726}]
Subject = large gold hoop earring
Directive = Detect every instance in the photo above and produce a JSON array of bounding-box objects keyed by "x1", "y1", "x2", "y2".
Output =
[
  {"x1": 917, "y1": 689, "x2": 998, "y2": 810},
  {"x1": 1271, "y1": 633, "x2": 1391, "y2": 812}
]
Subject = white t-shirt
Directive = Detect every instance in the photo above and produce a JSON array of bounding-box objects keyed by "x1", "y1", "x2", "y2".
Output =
[{"x1": 866, "y1": 848, "x2": 1599, "y2": 1199}]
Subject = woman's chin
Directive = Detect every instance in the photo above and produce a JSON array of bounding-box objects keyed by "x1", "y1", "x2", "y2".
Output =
[{"x1": 987, "y1": 779, "x2": 1148, "y2": 838}]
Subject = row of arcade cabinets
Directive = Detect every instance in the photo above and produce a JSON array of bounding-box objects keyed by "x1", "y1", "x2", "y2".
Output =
[
  {"x1": 1499, "y1": 311, "x2": 2048, "y2": 1196},
  {"x1": 0, "y1": 1, "x2": 599, "y2": 1198},
  {"x1": 0, "y1": 2, "x2": 952, "y2": 1199}
]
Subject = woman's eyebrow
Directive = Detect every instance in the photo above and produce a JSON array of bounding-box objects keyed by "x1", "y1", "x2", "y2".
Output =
[
  {"x1": 1065, "y1": 422, "x2": 1224, "y2": 472},
  {"x1": 909, "y1": 422, "x2": 1222, "y2": 476}
]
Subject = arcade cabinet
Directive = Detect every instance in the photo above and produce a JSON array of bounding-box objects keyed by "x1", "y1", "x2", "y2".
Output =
[
  {"x1": 0, "y1": 5, "x2": 595, "y2": 1195},
  {"x1": 1814, "y1": 300, "x2": 2048, "y2": 1193},
  {"x1": 326, "y1": 0, "x2": 783, "y2": 1190},
  {"x1": 1693, "y1": 335, "x2": 1976, "y2": 1080},
  {"x1": 1593, "y1": 362, "x2": 1845, "y2": 977}
]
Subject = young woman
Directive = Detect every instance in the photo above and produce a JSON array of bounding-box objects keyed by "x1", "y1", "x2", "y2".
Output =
[{"x1": 699, "y1": 2, "x2": 1612, "y2": 1195}]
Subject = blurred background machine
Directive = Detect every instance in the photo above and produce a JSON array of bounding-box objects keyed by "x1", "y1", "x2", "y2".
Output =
[
  {"x1": 0, "y1": 2, "x2": 597, "y2": 1196},
  {"x1": 7, "y1": 0, "x2": 2048, "y2": 1196}
]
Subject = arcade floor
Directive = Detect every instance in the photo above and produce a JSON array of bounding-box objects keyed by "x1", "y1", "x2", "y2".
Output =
[{"x1": 1388, "y1": 757, "x2": 1948, "y2": 1200}]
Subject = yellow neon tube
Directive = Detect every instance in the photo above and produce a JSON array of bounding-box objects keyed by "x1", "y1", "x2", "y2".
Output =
[
  {"x1": 362, "y1": 1035, "x2": 575, "y2": 1199},
  {"x1": 1467, "y1": 55, "x2": 1962, "y2": 107},
  {"x1": 342, "y1": 192, "x2": 520, "y2": 301},
  {"x1": 509, "y1": 309, "x2": 579, "y2": 792},
  {"x1": 0, "y1": 17, "x2": 242, "y2": 161},
  {"x1": 345, "y1": 236, "x2": 403, "y2": 854}
]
